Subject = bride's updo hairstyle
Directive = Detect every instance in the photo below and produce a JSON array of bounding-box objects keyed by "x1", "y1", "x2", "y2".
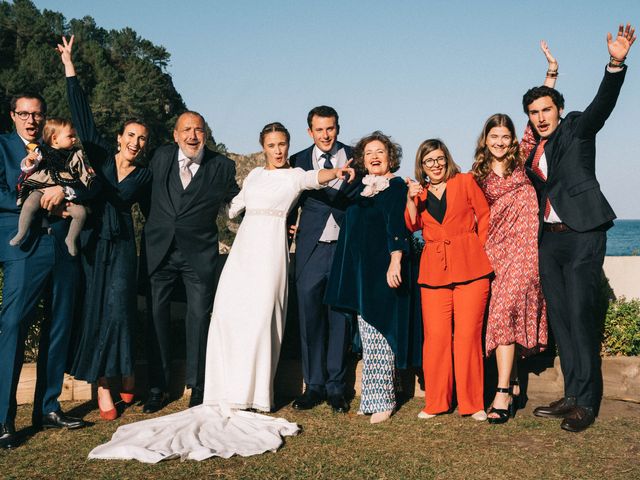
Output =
[{"x1": 259, "y1": 122, "x2": 290, "y2": 146}]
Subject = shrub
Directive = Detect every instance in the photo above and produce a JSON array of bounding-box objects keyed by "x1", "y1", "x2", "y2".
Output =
[{"x1": 602, "y1": 297, "x2": 640, "y2": 356}]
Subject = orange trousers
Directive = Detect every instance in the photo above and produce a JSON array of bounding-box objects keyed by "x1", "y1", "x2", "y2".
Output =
[{"x1": 421, "y1": 278, "x2": 489, "y2": 415}]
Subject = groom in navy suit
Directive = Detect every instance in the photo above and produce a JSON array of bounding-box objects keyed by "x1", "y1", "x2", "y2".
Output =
[
  {"x1": 0, "y1": 93, "x2": 93, "y2": 449},
  {"x1": 289, "y1": 106, "x2": 360, "y2": 413}
]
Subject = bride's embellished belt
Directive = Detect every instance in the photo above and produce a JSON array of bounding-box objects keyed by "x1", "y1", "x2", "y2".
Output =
[{"x1": 245, "y1": 208, "x2": 287, "y2": 218}]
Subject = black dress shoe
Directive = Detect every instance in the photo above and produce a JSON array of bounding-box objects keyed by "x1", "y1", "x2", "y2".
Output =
[
  {"x1": 188, "y1": 386, "x2": 204, "y2": 408},
  {"x1": 327, "y1": 395, "x2": 349, "y2": 413},
  {"x1": 143, "y1": 390, "x2": 168, "y2": 414},
  {"x1": 533, "y1": 396, "x2": 577, "y2": 419},
  {"x1": 0, "y1": 423, "x2": 17, "y2": 449},
  {"x1": 292, "y1": 390, "x2": 325, "y2": 410},
  {"x1": 561, "y1": 406, "x2": 595, "y2": 433},
  {"x1": 41, "y1": 410, "x2": 86, "y2": 430}
]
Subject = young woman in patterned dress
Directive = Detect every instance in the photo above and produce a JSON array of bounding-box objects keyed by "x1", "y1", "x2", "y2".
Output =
[{"x1": 470, "y1": 42, "x2": 558, "y2": 424}]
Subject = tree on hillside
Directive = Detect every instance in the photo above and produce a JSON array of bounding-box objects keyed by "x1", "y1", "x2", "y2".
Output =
[{"x1": 0, "y1": 0, "x2": 225, "y2": 152}]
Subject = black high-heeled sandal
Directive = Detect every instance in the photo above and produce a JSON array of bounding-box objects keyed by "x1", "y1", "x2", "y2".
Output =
[
  {"x1": 509, "y1": 379, "x2": 521, "y2": 418},
  {"x1": 487, "y1": 387, "x2": 511, "y2": 425}
]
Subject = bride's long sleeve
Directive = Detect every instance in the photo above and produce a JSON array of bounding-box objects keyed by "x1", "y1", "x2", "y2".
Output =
[
  {"x1": 226, "y1": 186, "x2": 246, "y2": 219},
  {"x1": 225, "y1": 168, "x2": 258, "y2": 219}
]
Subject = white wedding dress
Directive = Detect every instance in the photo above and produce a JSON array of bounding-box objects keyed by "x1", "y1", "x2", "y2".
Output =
[{"x1": 89, "y1": 167, "x2": 322, "y2": 462}]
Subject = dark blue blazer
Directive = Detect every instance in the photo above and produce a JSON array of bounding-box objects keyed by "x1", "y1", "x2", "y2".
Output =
[
  {"x1": 289, "y1": 141, "x2": 360, "y2": 275},
  {"x1": 525, "y1": 67, "x2": 625, "y2": 234}
]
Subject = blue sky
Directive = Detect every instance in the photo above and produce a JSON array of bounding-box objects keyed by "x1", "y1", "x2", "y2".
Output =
[{"x1": 34, "y1": 0, "x2": 640, "y2": 218}]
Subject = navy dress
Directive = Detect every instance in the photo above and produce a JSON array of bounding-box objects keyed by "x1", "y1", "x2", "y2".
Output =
[
  {"x1": 66, "y1": 76, "x2": 152, "y2": 382},
  {"x1": 325, "y1": 176, "x2": 421, "y2": 369}
]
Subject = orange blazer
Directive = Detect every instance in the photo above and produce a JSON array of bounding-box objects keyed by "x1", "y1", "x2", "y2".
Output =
[{"x1": 405, "y1": 172, "x2": 492, "y2": 287}]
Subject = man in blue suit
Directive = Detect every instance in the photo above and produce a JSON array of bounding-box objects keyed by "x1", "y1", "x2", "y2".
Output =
[
  {"x1": 0, "y1": 93, "x2": 90, "y2": 449},
  {"x1": 289, "y1": 106, "x2": 359, "y2": 413}
]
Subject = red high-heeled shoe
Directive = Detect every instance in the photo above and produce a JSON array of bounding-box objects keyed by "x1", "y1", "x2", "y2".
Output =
[
  {"x1": 98, "y1": 389, "x2": 119, "y2": 421},
  {"x1": 120, "y1": 392, "x2": 135, "y2": 404},
  {"x1": 99, "y1": 407, "x2": 118, "y2": 421}
]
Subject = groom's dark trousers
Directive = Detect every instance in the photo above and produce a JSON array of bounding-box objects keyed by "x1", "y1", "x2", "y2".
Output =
[{"x1": 290, "y1": 142, "x2": 358, "y2": 397}]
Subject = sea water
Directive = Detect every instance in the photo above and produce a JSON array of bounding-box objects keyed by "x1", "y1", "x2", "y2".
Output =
[
  {"x1": 607, "y1": 219, "x2": 640, "y2": 256},
  {"x1": 411, "y1": 219, "x2": 640, "y2": 256}
]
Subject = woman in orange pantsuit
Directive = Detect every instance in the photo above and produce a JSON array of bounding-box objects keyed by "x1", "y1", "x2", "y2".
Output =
[{"x1": 405, "y1": 139, "x2": 493, "y2": 420}]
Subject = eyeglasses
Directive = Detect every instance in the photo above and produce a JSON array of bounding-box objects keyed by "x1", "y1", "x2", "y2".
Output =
[
  {"x1": 13, "y1": 111, "x2": 45, "y2": 121},
  {"x1": 421, "y1": 156, "x2": 446, "y2": 168}
]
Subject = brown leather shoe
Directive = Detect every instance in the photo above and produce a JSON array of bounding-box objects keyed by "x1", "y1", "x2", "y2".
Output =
[
  {"x1": 561, "y1": 406, "x2": 595, "y2": 432},
  {"x1": 533, "y1": 397, "x2": 577, "y2": 418}
]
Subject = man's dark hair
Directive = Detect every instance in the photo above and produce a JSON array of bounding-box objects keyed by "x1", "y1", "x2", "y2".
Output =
[
  {"x1": 522, "y1": 86, "x2": 565, "y2": 114},
  {"x1": 306, "y1": 105, "x2": 339, "y2": 129},
  {"x1": 10, "y1": 92, "x2": 47, "y2": 114}
]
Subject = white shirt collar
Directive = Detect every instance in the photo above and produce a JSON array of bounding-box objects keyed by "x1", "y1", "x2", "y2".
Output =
[
  {"x1": 313, "y1": 143, "x2": 338, "y2": 161},
  {"x1": 17, "y1": 134, "x2": 42, "y2": 146},
  {"x1": 178, "y1": 146, "x2": 204, "y2": 164}
]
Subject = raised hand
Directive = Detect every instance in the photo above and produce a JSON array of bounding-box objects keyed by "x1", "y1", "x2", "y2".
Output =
[
  {"x1": 56, "y1": 35, "x2": 74, "y2": 64},
  {"x1": 56, "y1": 35, "x2": 76, "y2": 76},
  {"x1": 541, "y1": 40, "x2": 558, "y2": 88},
  {"x1": 406, "y1": 178, "x2": 423, "y2": 200},
  {"x1": 540, "y1": 40, "x2": 557, "y2": 69},
  {"x1": 607, "y1": 23, "x2": 636, "y2": 61}
]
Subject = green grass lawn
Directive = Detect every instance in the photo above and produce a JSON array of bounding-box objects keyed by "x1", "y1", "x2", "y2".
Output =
[{"x1": 1, "y1": 394, "x2": 639, "y2": 480}]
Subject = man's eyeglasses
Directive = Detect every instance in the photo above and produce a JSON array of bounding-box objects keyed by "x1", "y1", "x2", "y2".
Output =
[
  {"x1": 13, "y1": 111, "x2": 45, "y2": 121},
  {"x1": 421, "y1": 156, "x2": 446, "y2": 168}
]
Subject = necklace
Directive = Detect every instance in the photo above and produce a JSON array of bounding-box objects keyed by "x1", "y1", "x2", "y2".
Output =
[{"x1": 429, "y1": 181, "x2": 445, "y2": 192}]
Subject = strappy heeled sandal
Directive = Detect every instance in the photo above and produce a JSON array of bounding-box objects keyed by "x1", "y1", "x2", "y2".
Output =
[
  {"x1": 487, "y1": 387, "x2": 511, "y2": 425},
  {"x1": 509, "y1": 379, "x2": 522, "y2": 417}
]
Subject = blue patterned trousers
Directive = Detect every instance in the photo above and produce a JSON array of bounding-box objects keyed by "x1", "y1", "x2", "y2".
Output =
[{"x1": 358, "y1": 316, "x2": 396, "y2": 414}]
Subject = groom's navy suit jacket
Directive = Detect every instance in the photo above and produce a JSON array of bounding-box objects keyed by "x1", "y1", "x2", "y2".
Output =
[{"x1": 290, "y1": 142, "x2": 359, "y2": 278}]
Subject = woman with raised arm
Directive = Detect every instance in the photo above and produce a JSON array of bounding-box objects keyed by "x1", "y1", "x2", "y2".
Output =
[
  {"x1": 58, "y1": 36, "x2": 152, "y2": 420},
  {"x1": 88, "y1": 122, "x2": 355, "y2": 462},
  {"x1": 470, "y1": 42, "x2": 557, "y2": 424}
]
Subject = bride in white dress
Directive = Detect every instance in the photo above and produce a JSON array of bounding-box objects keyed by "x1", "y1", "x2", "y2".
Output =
[{"x1": 88, "y1": 123, "x2": 354, "y2": 463}]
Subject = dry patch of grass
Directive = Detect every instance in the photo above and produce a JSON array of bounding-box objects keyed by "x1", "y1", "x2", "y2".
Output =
[{"x1": 1, "y1": 396, "x2": 639, "y2": 480}]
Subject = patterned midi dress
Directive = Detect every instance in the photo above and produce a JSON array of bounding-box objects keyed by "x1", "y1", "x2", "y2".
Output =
[{"x1": 479, "y1": 165, "x2": 548, "y2": 356}]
